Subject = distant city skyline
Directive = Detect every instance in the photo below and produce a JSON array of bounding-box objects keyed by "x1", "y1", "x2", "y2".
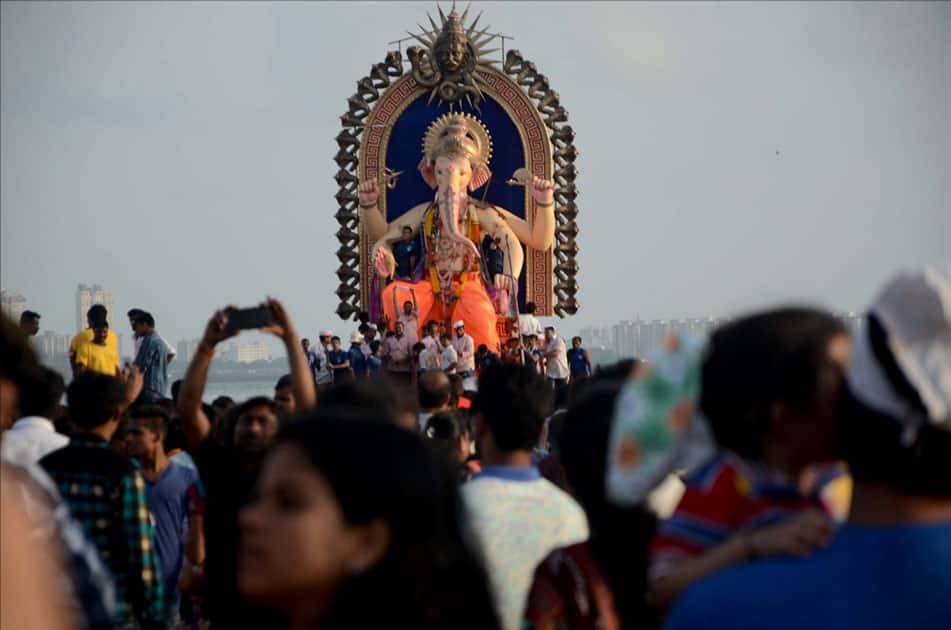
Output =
[{"x1": 580, "y1": 311, "x2": 864, "y2": 359}]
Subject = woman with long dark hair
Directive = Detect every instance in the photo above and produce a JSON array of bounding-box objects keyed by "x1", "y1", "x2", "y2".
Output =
[{"x1": 238, "y1": 407, "x2": 499, "y2": 629}]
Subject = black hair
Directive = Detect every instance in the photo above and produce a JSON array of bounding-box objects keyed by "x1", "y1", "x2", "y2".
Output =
[
  {"x1": 275, "y1": 374, "x2": 293, "y2": 391},
  {"x1": 560, "y1": 382, "x2": 657, "y2": 628},
  {"x1": 170, "y1": 379, "x2": 183, "y2": 404},
  {"x1": 593, "y1": 358, "x2": 639, "y2": 381},
  {"x1": 331, "y1": 336, "x2": 341, "y2": 343},
  {"x1": 301, "y1": 337, "x2": 311, "y2": 344},
  {"x1": 278, "y1": 409, "x2": 499, "y2": 629},
  {"x1": 132, "y1": 312, "x2": 155, "y2": 327},
  {"x1": 546, "y1": 409, "x2": 567, "y2": 454},
  {"x1": 418, "y1": 371, "x2": 451, "y2": 410},
  {"x1": 224, "y1": 396, "x2": 283, "y2": 446},
  {"x1": 544, "y1": 326, "x2": 555, "y2": 334},
  {"x1": 472, "y1": 364, "x2": 552, "y2": 452},
  {"x1": 20, "y1": 310, "x2": 40, "y2": 324},
  {"x1": 425, "y1": 411, "x2": 468, "y2": 440},
  {"x1": 699, "y1": 307, "x2": 847, "y2": 459},
  {"x1": 320, "y1": 377, "x2": 418, "y2": 421},
  {"x1": 412, "y1": 342, "x2": 426, "y2": 354},
  {"x1": 67, "y1": 371, "x2": 127, "y2": 430},
  {"x1": 212, "y1": 395, "x2": 235, "y2": 412},
  {"x1": 357, "y1": 324, "x2": 369, "y2": 335},
  {"x1": 476, "y1": 344, "x2": 488, "y2": 353},
  {"x1": 87, "y1": 304, "x2": 107, "y2": 321},
  {"x1": 357, "y1": 311, "x2": 370, "y2": 324},
  {"x1": 836, "y1": 316, "x2": 951, "y2": 497},
  {"x1": 19, "y1": 367, "x2": 64, "y2": 419},
  {"x1": 369, "y1": 340, "x2": 382, "y2": 354},
  {"x1": 571, "y1": 336, "x2": 582, "y2": 344},
  {"x1": 525, "y1": 302, "x2": 537, "y2": 314},
  {"x1": 127, "y1": 308, "x2": 145, "y2": 318},
  {"x1": 128, "y1": 404, "x2": 171, "y2": 437}
]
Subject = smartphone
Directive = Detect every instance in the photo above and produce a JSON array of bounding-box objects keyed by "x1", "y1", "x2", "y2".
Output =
[{"x1": 225, "y1": 306, "x2": 273, "y2": 332}]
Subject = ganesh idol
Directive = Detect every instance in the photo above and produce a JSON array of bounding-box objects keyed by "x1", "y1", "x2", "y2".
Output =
[{"x1": 358, "y1": 113, "x2": 555, "y2": 352}]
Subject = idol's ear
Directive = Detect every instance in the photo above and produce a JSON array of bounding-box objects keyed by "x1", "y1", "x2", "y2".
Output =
[
  {"x1": 469, "y1": 164, "x2": 491, "y2": 191},
  {"x1": 419, "y1": 160, "x2": 437, "y2": 189}
]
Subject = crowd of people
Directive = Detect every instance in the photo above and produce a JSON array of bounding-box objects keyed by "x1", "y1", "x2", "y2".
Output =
[
  {"x1": 1, "y1": 268, "x2": 949, "y2": 630},
  {"x1": 298, "y1": 300, "x2": 592, "y2": 393}
]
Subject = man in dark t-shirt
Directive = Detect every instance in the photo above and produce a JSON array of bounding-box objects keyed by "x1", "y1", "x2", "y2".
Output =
[
  {"x1": 177, "y1": 301, "x2": 315, "y2": 628},
  {"x1": 392, "y1": 226, "x2": 420, "y2": 280}
]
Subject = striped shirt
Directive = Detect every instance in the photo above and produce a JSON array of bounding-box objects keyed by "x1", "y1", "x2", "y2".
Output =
[{"x1": 650, "y1": 451, "x2": 826, "y2": 580}]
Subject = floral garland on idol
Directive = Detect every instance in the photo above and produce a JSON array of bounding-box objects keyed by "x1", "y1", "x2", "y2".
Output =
[{"x1": 424, "y1": 201, "x2": 482, "y2": 305}]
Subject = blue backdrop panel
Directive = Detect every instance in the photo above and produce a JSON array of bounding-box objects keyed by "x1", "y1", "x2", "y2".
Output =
[{"x1": 384, "y1": 93, "x2": 529, "y2": 310}]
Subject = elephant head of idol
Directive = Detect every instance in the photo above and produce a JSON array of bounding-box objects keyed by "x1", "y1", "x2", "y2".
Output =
[{"x1": 419, "y1": 113, "x2": 493, "y2": 256}]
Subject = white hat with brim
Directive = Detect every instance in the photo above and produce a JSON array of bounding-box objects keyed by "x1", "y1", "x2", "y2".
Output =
[
  {"x1": 319, "y1": 330, "x2": 333, "y2": 338},
  {"x1": 454, "y1": 320, "x2": 465, "y2": 329},
  {"x1": 847, "y1": 266, "x2": 951, "y2": 438}
]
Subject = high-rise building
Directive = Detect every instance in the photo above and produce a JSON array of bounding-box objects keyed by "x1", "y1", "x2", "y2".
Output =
[
  {"x1": 1, "y1": 289, "x2": 28, "y2": 323},
  {"x1": 237, "y1": 342, "x2": 270, "y2": 364},
  {"x1": 76, "y1": 284, "x2": 115, "y2": 332},
  {"x1": 36, "y1": 331, "x2": 72, "y2": 361},
  {"x1": 176, "y1": 339, "x2": 201, "y2": 364}
]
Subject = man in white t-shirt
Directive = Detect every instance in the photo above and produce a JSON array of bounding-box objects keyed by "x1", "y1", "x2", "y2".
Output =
[
  {"x1": 542, "y1": 326, "x2": 569, "y2": 390},
  {"x1": 517, "y1": 301, "x2": 544, "y2": 339},
  {"x1": 420, "y1": 321, "x2": 439, "y2": 351},
  {"x1": 461, "y1": 364, "x2": 588, "y2": 629},
  {"x1": 452, "y1": 320, "x2": 476, "y2": 377},
  {"x1": 1, "y1": 367, "x2": 69, "y2": 467},
  {"x1": 314, "y1": 330, "x2": 334, "y2": 392},
  {"x1": 439, "y1": 335, "x2": 458, "y2": 374},
  {"x1": 418, "y1": 341, "x2": 440, "y2": 372}
]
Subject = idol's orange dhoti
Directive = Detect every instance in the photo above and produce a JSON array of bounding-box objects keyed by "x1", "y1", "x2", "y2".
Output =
[{"x1": 382, "y1": 275, "x2": 500, "y2": 352}]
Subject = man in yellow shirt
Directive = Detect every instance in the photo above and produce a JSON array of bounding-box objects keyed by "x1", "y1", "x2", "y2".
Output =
[{"x1": 70, "y1": 305, "x2": 119, "y2": 377}]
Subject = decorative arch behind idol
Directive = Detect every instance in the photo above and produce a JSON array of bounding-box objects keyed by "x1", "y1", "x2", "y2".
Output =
[{"x1": 359, "y1": 71, "x2": 554, "y2": 315}]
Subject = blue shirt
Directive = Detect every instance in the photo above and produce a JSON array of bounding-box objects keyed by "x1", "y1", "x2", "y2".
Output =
[
  {"x1": 567, "y1": 347, "x2": 590, "y2": 377},
  {"x1": 349, "y1": 346, "x2": 367, "y2": 376},
  {"x1": 328, "y1": 349, "x2": 351, "y2": 382},
  {"x1": 665, "y1": 523, "x2": 951, "y2": 630},
  {"x1": 367, "y1": 355, "x2": 382, "y2": 373},
  {"x1": 393, "y1": 238, "x2": 420, "y2": 278},
  {"x1": 143, "y1": 461, "x2": 200, "y2": 615},
  {"x1": 135, "y1": 332, "x2": 169, "y2": 400}
]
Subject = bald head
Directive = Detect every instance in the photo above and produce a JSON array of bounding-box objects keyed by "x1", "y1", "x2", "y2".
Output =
[{"x1": 418, "y1": 370, "x2": 452, "y2": 412}]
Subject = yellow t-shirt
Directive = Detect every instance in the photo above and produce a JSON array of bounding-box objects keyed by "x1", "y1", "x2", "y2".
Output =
[{"x1": 70, "y1": 329, "x2": 120, "y2": 375}]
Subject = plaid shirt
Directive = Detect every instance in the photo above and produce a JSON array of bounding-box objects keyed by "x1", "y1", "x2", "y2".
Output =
[{"x1": 41, "y1": 434, "x2": 165, "y2": 628}]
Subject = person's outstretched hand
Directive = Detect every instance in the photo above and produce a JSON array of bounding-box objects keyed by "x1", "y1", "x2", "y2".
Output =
[
  {"x1": 120, "y1": 363, "x2": 144, "y2": 407},
  {"x1": 260, "y1": 297, "x2": 296, "y2": 341},
  {"x1": 202, "y1": 308, "x2": 239, "y2": 347},
  {"x1": 748, "y1": 509, "x2": 834, "y2": 558}
]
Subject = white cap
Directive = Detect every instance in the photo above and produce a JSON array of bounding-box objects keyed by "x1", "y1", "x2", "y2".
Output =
[
  {"x1": 367, "y1": 323, "x2": 378, "y2": 331},
  {"x1": 319, "y1": 330, "x2": 333, "y2": 338},
  {"x1": 847, "y1": 266, "x2": 951, "y2": 436},
  {"x1": 454, "y1": 320, "x2": 465, "y2": 329},
  {"x1": 349, "y1": 331, "x2": 364, "y2": 344}
]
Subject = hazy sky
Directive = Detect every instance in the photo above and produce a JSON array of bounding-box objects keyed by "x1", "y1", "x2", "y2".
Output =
[{"x1": 2, "y1": 1, "x2": 949, "y2": 355}]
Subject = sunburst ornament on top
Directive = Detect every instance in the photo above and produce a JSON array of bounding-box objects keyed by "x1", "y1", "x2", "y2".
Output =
[{"x1": 406, "y1": 2, "x2": 499, "y2": 110}]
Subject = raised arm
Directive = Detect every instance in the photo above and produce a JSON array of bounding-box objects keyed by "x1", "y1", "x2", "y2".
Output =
[
  {"x1": 261, "y1": 298, "x2": 317, "y2": 413},
  {"x1": 358, "y1": 177, "x2": 388, "y2": 242},
  {"x1": 178, "y1": 310, "x2": 236, "y2": 450},
  {"x1": 491, "y1": 177, "x2": 555, "y2": 251}
]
